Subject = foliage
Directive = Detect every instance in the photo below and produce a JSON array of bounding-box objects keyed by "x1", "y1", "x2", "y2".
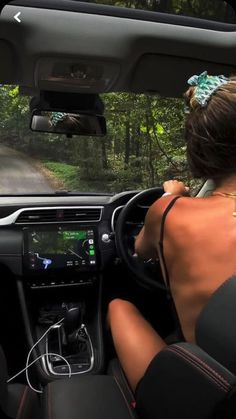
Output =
[
  {"x1": 2, "y1": 0, "x2": 232, "y2": 193},
  {"x1": 0, "y1": 84, "x2": 198, "y2": 193},
  {"x1": 42, "y1": 161, "x2": 79, "y2": 190},
  {"x1": 95, "y1": 0, "x2": 235, "y2": 23}
]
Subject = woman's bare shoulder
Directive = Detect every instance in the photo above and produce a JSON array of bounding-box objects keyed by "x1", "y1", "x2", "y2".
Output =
[
  {"x1": 152, "y1": 195, "x2": 200, "y2": 213},
  {"x1": 150, "y1": 195, "x2": 213, "y2": 228}
]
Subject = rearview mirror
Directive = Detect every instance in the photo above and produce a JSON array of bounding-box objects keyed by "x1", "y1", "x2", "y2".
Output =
[{"x1": 30, "y1": 110, "x2": 106, "y2": 136}]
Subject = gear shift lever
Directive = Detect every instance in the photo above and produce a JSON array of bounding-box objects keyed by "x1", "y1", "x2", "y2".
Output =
[
  {"x1": 63, "y1": 304, "x2": 81, "y2": 336},
  {"x1": 46, "y1": 302, "x2": 92, "y2": 375},
  {"x1": 62, "y1": 303, "x2": 86, "y2": 347}
]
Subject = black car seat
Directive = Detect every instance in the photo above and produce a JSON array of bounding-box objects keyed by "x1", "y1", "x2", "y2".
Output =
[
  {"x1": 109, "y1": 275, "x2": 236, "y2": 419},
  {"x1": 43, "y1": 275, "x2": 236, "y2": 419},
  {"x1": 43, "y1": 340, "x2": 236, "y2": 419},
  {"x1": 134, "y1": 341, "x2": 236, "y2": 419},
  {"x1": 0, "y1": 346, "x2": 40, "y2": 419}
]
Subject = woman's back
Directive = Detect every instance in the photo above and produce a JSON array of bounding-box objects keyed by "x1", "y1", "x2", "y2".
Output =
[
  {"x1": 163, "y1": 194, "x2": 236, "y2": 343},
  {"x1": 108, "y1": 72, "x2": 236, "y2": 396}
]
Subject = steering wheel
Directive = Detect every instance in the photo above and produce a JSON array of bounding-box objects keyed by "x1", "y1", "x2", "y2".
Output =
[{"x1": 115, "y1": 187, "x2": 167, "y2": 290}]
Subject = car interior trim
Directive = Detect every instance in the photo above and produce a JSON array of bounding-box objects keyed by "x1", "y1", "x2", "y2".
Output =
[
  {"x1": 43, "y1": 324, "x2": 95, "y2": 376},
  {"x1": 111, "y1": 206, "x2": 124, "y2": 233},
  {"x1": 2, "y1": 6, "x2": 236, "y2": 97},
  {"x1": 9, "y1": 0, "x2": 236, "y2": 32},
  {"x1": 0, "y1": 206, "x2": 104, "y2": 225}
]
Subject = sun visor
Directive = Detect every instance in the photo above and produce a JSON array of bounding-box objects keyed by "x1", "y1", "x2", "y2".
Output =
[{"x1": 130, "y1": 54, "x2": 236, "y2": 97}]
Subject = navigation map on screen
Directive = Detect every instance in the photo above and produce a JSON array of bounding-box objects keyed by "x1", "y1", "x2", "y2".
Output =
[{"x1": 26, "y1": 227, "x2": 96, "y2": 270}]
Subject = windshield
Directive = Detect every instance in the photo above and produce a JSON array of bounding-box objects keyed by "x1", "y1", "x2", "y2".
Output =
[
  {"x1": 0, "y1": 85, "x2": 193, "y2": 195},
  {"x1": 80, "y1": 0, "x2": 236, "y2": 24}
]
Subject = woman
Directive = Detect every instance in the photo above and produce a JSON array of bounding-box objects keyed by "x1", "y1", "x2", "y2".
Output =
[
  {"x1": 50, "y1": 112, "x2": 93, "y2": 134},
  {"x1": 108, "y1": 71, "x2": 236, "y2": 393}
]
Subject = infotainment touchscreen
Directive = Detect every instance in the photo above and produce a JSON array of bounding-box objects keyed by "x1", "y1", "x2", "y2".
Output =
[{"x1": 24, "y1": 227, "x2": 97, "y2": 271}]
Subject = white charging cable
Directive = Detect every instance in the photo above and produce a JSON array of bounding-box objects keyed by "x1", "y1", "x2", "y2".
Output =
[
  {"x1": 7, "y1": 317, "x2": 72, "y2": 393},
  {"x1": 25, "y1": 318, "x2": 64, "y2": 393},
  {"x1": 7, "y1": 352, "x2": 71, "y2": 393}
]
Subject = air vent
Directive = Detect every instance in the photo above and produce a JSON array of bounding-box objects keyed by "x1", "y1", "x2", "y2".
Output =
[
  {"x1": 15, "y1": 207, "x2": 102, "y2": 224},
  {"x1": 16, "y1": 209, "x2": 57, "y2": 224},
  {"x1": 62, "y1": 208, "x2": 102, "y2": 222}
]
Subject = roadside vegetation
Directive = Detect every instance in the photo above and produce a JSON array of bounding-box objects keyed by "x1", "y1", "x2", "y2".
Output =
[
  {"x1": 42, "y1": 161, "x2": 79, "y2": 191},
  {"x1": 96, "y1": 0, "x2": 235, "y2": 23},
  {"x1": 0, "y1": 85, "x2": 191, "y2": 193},
  {"x1": 0, "y1": 0, "x2": 233, "y2": 194}
]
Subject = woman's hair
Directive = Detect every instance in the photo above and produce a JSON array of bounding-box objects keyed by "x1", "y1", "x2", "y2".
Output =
[{"x1": 184, "y1": 75, "x2": 236, "y2": 184}]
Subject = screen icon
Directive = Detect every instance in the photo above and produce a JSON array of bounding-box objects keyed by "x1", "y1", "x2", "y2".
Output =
[{"x1": 14, "y1": 12, "x2": 21, "y2": 23}]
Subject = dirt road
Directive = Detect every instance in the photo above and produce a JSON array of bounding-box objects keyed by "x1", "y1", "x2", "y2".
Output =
[{"x1": 0, "y1": 145, "x2": 54, "y2": 193}]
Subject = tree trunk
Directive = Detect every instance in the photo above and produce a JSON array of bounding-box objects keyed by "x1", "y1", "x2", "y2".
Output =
[
  {"x1": 124, "y1": 120, "x2": 130, "y2": 168},
  {"x1": 158, "y1": 0, "x2": 173, "y2": 13},
  {"x1": 134, "y1": 125, "x2": 143, "y2": 183},
  {"x1": 145, "y1": 112, "x2": 155, "y2": 187},
  {"x1": 101, "y1": 137, "x2": 108, "y2": 170}
]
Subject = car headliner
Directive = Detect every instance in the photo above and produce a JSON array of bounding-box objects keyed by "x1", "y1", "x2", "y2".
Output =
[{"x1": 0, "y1": 1, "x2": 236, "y2": 98}]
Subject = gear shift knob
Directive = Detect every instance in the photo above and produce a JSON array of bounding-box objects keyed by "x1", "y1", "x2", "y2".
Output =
[{"x1": 63, "y1": 304, "x2": 81, "y2": 336}]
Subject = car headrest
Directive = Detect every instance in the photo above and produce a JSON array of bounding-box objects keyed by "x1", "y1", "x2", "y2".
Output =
[{"x1": 195, "y1": 275, "x2": 236, "y2": 375}]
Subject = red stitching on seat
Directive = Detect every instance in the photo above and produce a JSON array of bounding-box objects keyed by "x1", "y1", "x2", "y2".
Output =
[
  {"x1": 113, "y1": 360, "x2": 134, "y2": 402},
  {"x1": 16, "y1": 387, "x2": 28, "y2": 419},
  {"x1": 167, "y1": 347, "x2": 228, "y2": 393},
  {"x1": 171, "y1": 345, "x2": 231, "y2": 392},
  {"x1": 173, "y1": 345, "x2": 232, "y2": 389},
  {"x1": 120, "y1": 365, "x2": 135, "y2": 400},
  {"x1": 131, "y1": 401, "x2": 136, "y2": 409},
  {"x1": 113, "y1": 376, "x2": 136, "y2": 419}
]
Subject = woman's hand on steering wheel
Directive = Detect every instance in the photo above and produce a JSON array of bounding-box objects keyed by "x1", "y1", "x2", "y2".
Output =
[
  {"x1": 163, "y1": 180, "x2": 190, "y2": 196},
  {"x1": 163, "y1": 179, "x2": 189, "y2": 195}
]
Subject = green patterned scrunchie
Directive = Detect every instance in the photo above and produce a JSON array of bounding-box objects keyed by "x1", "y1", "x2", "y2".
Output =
[
  {"x1": 50, "y1": 112, "x2": 67, "y2": 126},
  {"x1": 187, "y1": 71, "x2": 229, "y2": 108}
]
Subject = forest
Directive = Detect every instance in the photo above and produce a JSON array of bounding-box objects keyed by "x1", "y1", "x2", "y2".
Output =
[
  {"x1": 95, "y1": 0, "x2": 235, "y2": 23},
  {"x1": 0, "y1": 85, "x2": 192, "y2": 193},
  {"x1": 0, "y1": 0, "x2": 234, "y2": 193}
]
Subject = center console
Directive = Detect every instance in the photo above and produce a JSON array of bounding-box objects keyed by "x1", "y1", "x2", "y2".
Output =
[
  {"x1": 42, "y1": 302, "x2": 95, "y2": 376},
  {"x1": 16, "y1": 222, "x2": 105, "y2": 383}
]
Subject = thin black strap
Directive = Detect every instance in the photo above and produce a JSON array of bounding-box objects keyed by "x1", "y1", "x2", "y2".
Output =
[
  {"x1": 158, "y1": 195, "x2": 185, "y2": 341},
  {"x1": 159, "y1": 196, "x2": 181, "y2": 288}
]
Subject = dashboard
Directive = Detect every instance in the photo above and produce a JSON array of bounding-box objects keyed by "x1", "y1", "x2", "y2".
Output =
[{"x1": 0, "y1": 190, "x2": 157, "y2": 289}]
